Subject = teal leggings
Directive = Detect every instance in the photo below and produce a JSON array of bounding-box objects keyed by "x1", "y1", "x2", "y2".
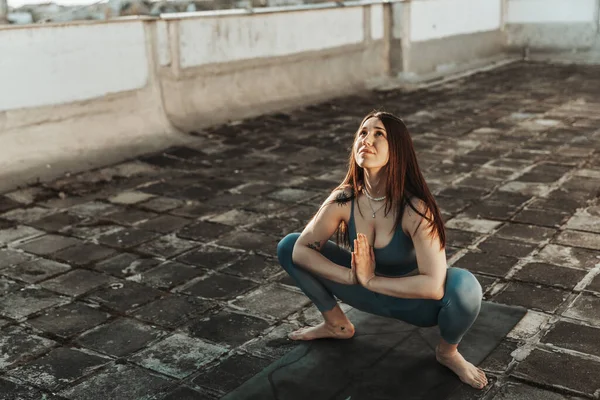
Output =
[{"x1": 277, "y1": 233, "x2": 482, "y2": 344}]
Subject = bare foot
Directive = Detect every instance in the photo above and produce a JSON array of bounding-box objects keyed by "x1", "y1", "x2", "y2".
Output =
[
  {"x1": 436, "y1": 346, "x2": 488, "y2": 389},
  {"x1": 288, "y1": 321, "x2": 355, "y2": 341}
]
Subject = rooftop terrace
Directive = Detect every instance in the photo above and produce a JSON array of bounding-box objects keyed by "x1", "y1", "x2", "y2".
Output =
[{"x1": 0, "y1": 61, "x2": 599, "y2": 399}]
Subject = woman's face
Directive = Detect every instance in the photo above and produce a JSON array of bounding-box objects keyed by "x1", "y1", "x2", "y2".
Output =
[{"x1": 354, "y1": 117, "x2": 389, "y2": 169}]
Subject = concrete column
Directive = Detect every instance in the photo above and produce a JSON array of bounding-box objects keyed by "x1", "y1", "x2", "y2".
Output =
[{"x1": 0, "y1": 0, "x2": 9, "y2": 24}]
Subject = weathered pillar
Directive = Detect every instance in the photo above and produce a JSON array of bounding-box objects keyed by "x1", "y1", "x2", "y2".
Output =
[{"x1": 0, "y1": 0, "x2": 9, "y2": 24}]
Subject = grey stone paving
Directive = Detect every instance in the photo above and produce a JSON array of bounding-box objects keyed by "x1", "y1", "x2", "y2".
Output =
[{"x1": 0, "y1": 61, "x2": 600, "y2": 399}]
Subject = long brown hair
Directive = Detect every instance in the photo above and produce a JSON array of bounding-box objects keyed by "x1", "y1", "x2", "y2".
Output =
[{"x1": 326, "y1": 111, "x2": 446, "y2": 250}]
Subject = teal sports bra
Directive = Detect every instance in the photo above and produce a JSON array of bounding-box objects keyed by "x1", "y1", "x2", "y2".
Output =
[{"x1": 348, "y1": 197, "x2": 418, "y2": 277}]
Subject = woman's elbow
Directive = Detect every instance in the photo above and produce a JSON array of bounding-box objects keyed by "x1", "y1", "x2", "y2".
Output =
[{"x1": 428, "y1": 281, "x2": 445, "y2": 300}]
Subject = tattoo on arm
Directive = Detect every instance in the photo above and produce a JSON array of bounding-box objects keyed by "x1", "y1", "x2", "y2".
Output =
[
  {"x1": 334, "y1": 191, "x2": 351, "y2": 207},
  {"x1": 307, "y1": 241, "x2": 321, "y2": 252}
]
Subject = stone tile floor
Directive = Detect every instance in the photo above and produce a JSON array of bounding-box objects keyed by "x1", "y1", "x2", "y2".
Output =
[{"x1": 0, "y1": 61, "x2": 599, "y2": 399}]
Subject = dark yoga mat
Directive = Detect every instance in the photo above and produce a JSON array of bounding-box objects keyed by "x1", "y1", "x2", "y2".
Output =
[{"x1": 222, "y1": 301, "x2": 526, "y2": 400}]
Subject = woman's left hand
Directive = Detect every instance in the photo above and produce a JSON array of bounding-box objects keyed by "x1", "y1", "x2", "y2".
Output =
[{"x1": 353, "y1": 233, "x2": 376, "y2": 287}]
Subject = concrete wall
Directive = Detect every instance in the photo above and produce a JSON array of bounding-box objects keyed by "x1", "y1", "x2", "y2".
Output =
[
  {"x1": 505, "y1": 0, "x2": 600, "y2": 51},
  {"x1": 0, "y1": 4, "x2": 388, "y2": 191},
  {"x1": 0, "y1": 19, "x2": 178, "y2": 191},
  {"x1": 393, "y1": 0, "x2": 505, "y2": 76},
  {"x1": 161, "y1": 5, "x2": 389, "y2": 132}
]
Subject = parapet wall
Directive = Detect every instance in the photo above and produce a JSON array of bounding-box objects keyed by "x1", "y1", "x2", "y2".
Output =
[
  {"x1": 0, "y1": 0, "x2": 598, "y2": 192},
  {"x1": 505, "y1": 0, "x2": 600, "y2": 51}
]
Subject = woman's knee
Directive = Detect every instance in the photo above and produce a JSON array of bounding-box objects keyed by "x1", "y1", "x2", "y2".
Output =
[
  {"x1": 444, "y1": 268, "x2": 482, "y2": 307},
  {"x1": 277, "y1": 233, "x2": 301, "y2": 266}
]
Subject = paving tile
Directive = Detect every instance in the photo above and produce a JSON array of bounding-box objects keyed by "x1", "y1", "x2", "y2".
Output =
[
  {"x1": 7, "y1": 347, "x2": 109, "y2": 391},
  {"x1": 161, "y1": 386, "x2": 215, "y2": 400},
  {"x1": 108, "y1": 191, "x2": 156, "y2": 205},
  {"x1": 130, "y1": 261, "x2": 205, "y2": 290},
  {"x1": 564, "y1": 206, "x2": 600, "y2": 234},
  {"x1": 0, "y1": 287, "x2": 70, "y2": 320},
  {"x1": 553, "y1": 230, "x2": 600, "y2": 251},
  {"x1": 221, "y1": 254, "x2": 282, "y2": 280},
  {"x1": 479, "y1": 340, "x2": 518, "y2": 373},
  {"x1": 84, "y1": 281, "x2": 163, "y2": 313},
  {"x1": 29, "y1": 212, "x2": 85, "y2": 233},
  {"x1": 131, "y1": 294, "x2": 215, "y2": 329},
  {"x1": 452, "y1": 252, "x2": 518, "y2": 277},
  {"x1": 459, "y1": 201, "x2": 519, "y2": 221},
  {"x1": 476, "y1": 237, "x2": 537, "y2": 258},
  {"x1": 134, "y1": 215, "x2": 191, "y2": 234},
  {"x1": 492, "y1": 281, "x2": 569, "y2": 313},
  {"x1": 484, "y1": 191, "x2": 533, "y2": 208},
  {"x1": 528, "y1": 196, "x2": 584, "y2": 213},
  {"x1": 490, "y1": 381, "x2": 576, "y2": 400},
  {"x1": 232, "y1": 284, "x2": 310, "y2": 318},
  {"x1": 0, "y1": 377, "x2": 65, "y2": 400},
  {"x1": 266, "y1": 188, "x2": 319, "y2": 203},
  {"x1": 27, "y1": 302, "x2": 111, "y2": 339},
  {"x1": 137, "y1": 196, "x2": 185, "y2": 212},
  {"x1": 1, "y1": 206, "x2": 56, "y2": 224},
  {"x1": 249, "y1": 217, "x2": 305, "y2": 236},
  {"x1": 512, "y1": 263, "x2": 587, "y2": 290},
  {"x1": 207, "y1": 209, "x2": 263, "y2": 227},
  {"x1": 474, "y1": 274, "x2": 497, "y2": 295},
  {"x1": 277, "y1": 204, "x2": 316, "y2": 222},
  {"x1": 0, "y1": 249, "x2": 33, "y2": 270},
  {"x1": 0, "y1": 226, "x2": 45, "y2": 246},
  {"x1": 436, "y1": 196, "x2": 472, "y2": 215},
  {"x1": 64, "y1": 223, "x2": 122, "y2": 241},
  {"x1": 0, "y1": 326, "x2": 56, "y2": 369},
  {"x1": 176, "y1": 220, "x2": 235, "y2": 242},
  {"x1": 130, "y1": 333, "x2": 227, "y2": 379},
  {"x1": 67, "y1": 201, "x2": 120, "y2": 218},
  {"x1": 189, "y1": 353, "x2": 272, "y2": 394},
  {"x1": 0, "y1": 276, "x2": 21, "y2": 296},
  {"x1": 169, "y1": 203, "x2": 218, "y2": 218},
  {"x1": 562, "y1": 294, "x2": 600, "y2": 325},
  {"x1": 95, "y1": 253, "x2": 161, "y2": 278},
  {"x1": 586, "y1": 274, "x2": 600, "y2": 293},
  {"x1": 184, "y1": 309, "x2": 270, "y2": 347},
  {"x1": 244, "y1": 198, "x2": 290, "y2": 214},
  {"x1": 445, "y1": 229, "x2": 482, "y2": 248},
  {"x1": 176, "y1": 246, "x2": 241, "y2": 269},
  {"x1": 41, "y1": 269, "x2": 116, "y2": 297},
  {"x1": 533, "y1": 244, "x2": 599, "y2": 270},
  {"x1": 437, "y1": 186, "x2": 490, "y2": 202},
  {"x1": 76, "y1": 318, "x2": 165, "y2": 357},
  {"x1": 511, "y1": 348, "x2": 600, "y2": 396},
  {"x1": 101, "y1": 209, "x2": 159, "y2": 226},
  {"x1": 179, "y1": 274, "x2": 258, "y2": 300},
  {"x1": 134, "y1": 235, "x2": 201, "y2": 258},
  {"x1": 58, "y1": 363, "x2": 172, "y2": 400},
  {"x1": 242, "y1": 322, "x2": 300, "y2": 360},
  {"x1": 512, "y1": 207, "x2": 571, "y2": 228},
  {"x1": 15, "y1": 235, "x2": 82, "y2": 256},
  {"x1": 0, "y1": 196, "x2": 22, "y2": 213},
  {"x1": 0, "y1": 218, "x2": 15, "y2": 230},
  {"x1": 445, "y1": 217, "x2": 502, "y2": 234},
  {"x1": 494, "y1": 223, "x2": 556, "y2": 244},
  {"x1": 516, "y1": 163, "x2": 571, "y2": 183},
  {"x1": 541, "y1": 320, "x2": 600, "y2": 358},
  {"x1": 97, "y1": 228, "x2": 161, "y2": 249},
  {"x1": 52, "y1": 243, "x2": 117, "y2": 266},
  {"x1": 215, "y1": 230, "x2": 280, "y2": 252},
  {"x1": 1, "y1": 258, "x2": 71, "y2": 284}
]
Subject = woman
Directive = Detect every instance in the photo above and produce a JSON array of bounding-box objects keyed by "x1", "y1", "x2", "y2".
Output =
[{"x1": 276, "y1": 111, "x2": 488, "y2": 389}]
